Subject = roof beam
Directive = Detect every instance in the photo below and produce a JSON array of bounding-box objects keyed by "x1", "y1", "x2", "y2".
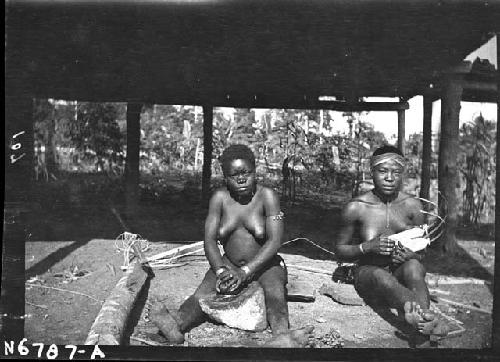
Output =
[{"x1": 213, "y1": 99, "x2": 410, "y2": 111}]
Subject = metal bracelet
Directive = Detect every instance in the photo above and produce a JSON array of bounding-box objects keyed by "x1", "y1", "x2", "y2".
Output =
[
  {"x1": 215, "y1": 266, "x2": 228, "y2": 276},
  {"x1": 241, "y1": 265, "x2": 251, "y2": 276},
  {"x1": 359, "y1": 243, "x2": 365, "y2": 254}
]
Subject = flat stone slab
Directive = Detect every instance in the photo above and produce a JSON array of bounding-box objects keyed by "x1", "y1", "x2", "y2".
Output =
[
  {"x1": 199, "y1": 281, "x2": 267, "y2": 331},
  {"x1": 319, "y1": 282, "x2": 365, "y2": 306},
  {"x1": 287, "y1": 280, "x2": 316, "y2": 302}
]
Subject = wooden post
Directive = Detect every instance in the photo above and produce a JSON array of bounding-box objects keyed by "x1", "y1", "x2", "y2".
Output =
[
  {"x1": 3, "y1": 96, "x2": 34, "y2": 340},
  {"x1": 202, "y1": 105, "x2": 214, "y2": 205},
  {"x1": 397, "y1": 109, "x2": 406, "y2": 154},
  {"x1": 438, "y1": 76, "x2": 463, "y2": 254},
  {"x1": 493, "y1": 32, "x2": 500, "y2": 351},
  {"x1": 125, "y1": 103, "x2": 142, "y2": 216},
  {"x1": 420, "y1": 96, "x2": 433, "y2": 202}
]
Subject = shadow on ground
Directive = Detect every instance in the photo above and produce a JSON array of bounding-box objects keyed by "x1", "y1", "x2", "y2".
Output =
[{"x1": 28, "y1": 193, "x2": 494, "y2": 288}]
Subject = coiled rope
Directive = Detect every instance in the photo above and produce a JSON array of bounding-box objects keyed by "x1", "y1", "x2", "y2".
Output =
[{"x1": 114, "y1": 232, "x2": 150, "y2": 269}]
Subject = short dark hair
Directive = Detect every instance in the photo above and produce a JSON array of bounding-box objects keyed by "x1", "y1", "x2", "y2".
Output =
[
  {"x1": 219, "y1": 144, "x2": 256, "y2": 175},
  {"x1": 372, "y1": 145, "x2": 404, "y2": 157}
]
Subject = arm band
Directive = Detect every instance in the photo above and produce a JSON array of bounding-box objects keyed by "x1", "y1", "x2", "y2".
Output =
[
  {"x1": 359, "y1": 243, "x2": 365, "y2": 254},
  {"x1": 269, "y1": 211, "x2": 285, "y2": 221}
]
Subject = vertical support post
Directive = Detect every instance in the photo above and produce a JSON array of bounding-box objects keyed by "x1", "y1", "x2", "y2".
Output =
[
  {"x1": 397, "y1": 109, "x2": 406, "y2": 154},
  {"x1": 202, "y1": 105, "x2": 214, "y2": 205},
  {"x1": 438, "y1": 76, "x2": 463, "y2": 254},
  {"x1": 492, "y1": 32, "x2": 500, "y2": 351},
  {"x1": 420, "y1": 96, "x2": 433, "y2": 202},
  {"x1": 125, "y1": 103, "x2": 142, "y2": 217},
  {"x1": 3, "y1": 96, "x2": 34, "y2": 340}
]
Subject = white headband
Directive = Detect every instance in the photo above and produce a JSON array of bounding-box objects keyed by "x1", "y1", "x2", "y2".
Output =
[{"x1": 370, "y1": 152, "x2": 406, "y2": 169}]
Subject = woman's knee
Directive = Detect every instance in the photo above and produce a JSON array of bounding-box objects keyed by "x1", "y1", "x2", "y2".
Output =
[
  {"x1": 373, "y1": 270, "x2": 399, "y2": 290},
  {"x1": 259, "y1": 280, "x2": 286, "y2": 306},
  {"x1": 193, "y1": 269, "x2": 216, "y2": 297},
  {"x1": 402, "y1": 259, "x2": 426, "y2": 280},
  {"x1": 356, "y1": 266, "x2": 396, "y2": 294},
  {"x1": 258, "y1": 264, "x2": 286, "y2": 288}
]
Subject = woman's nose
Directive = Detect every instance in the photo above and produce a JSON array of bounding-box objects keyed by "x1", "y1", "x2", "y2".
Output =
[{"x1": 385, "y1": 172, "x2": 394, "y2": 181}]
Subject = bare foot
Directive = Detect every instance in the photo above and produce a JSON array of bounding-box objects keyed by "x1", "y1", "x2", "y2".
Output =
[
  {"x1": 417, "y1": 309, "x2": 449, "y2": 339},
  {"x1": 148, "y1": 297, "x2": 184, "y2": 344},
  {"x1": 263, "y1": 326, "x2": 314, "y2": 348},
  {"x1": 403, "y1": 301, "x2": 421, "y2": 328},
  {"x1": 403, "y1": 302, "x2": 449, "y2": 340}
]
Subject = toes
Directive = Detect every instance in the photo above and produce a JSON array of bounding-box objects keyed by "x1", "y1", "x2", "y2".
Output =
[
  {"x1": 403, "y1": 301, "x2": 412, "y2": 314},
  {"x1": 421, "y1": 310, "x2": 435, "y2": 322}
]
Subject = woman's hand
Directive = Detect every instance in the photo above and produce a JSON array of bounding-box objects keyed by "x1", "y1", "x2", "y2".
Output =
[
  {"x1": 391, "y1": 244, "x2": 419, "y2": 265},
  {"x1": 366, "y1": 234, "x2": 395, "y2": 256},
  {"x1": 216, "y1": 266, "x2": 248, "y2": 294}
]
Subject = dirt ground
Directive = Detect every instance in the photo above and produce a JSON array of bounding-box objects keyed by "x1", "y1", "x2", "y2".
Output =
[
  {"x1": 22, "y1": 188, "x2": 495, "y2": 349},
  {"x1": 24, "y1": 235, "x2": 494, "y2": 349}
]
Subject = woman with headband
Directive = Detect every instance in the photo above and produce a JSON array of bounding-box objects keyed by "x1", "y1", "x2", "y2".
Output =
[
  {"x1": 149, "y1": 144, "x2": 313, "y2": 347},
  {"x1": 334, "y1": 145, "x2": 449, "y2": 343}
]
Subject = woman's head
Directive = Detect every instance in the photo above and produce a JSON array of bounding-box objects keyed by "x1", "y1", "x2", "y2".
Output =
[
  {"x1": 370, "y1": 145, "x2": 406, "y2": 196},
  {"x1": 220, "y1": 144, "x2": 256, "y2": 199}
]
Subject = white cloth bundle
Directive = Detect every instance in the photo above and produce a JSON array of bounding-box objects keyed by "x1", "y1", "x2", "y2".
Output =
[{"x1": 388, "y1": 225, "x2": 430, "y2": 252}]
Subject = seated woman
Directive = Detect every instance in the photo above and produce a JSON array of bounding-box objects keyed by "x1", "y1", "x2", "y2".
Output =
[
  {"x1": 150, "y1": 144, "x2": 313, "y2": 347},
  {"x1": 334, "y1": 145, "x2": 449, "y2": 342}
]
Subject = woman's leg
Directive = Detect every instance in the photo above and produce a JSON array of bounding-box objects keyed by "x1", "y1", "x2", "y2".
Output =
[
  {"x1": 354, "y1": 265, "x2": 418, "y2": 311},
  {"x1": 392, "y1": 259, "x2": 429, "y2": 309},
  {"x1": 150, "y1": 268, "x2": 216, "y2": 342},
  {"x1": 392, "y1": 260, "x2": 449, "y2": 337},
  {"x1": 257, "y1": 261, "x2": 289, "y2": 335},
  {"x1": 174, "y1": 268, "x2": 217, "y2": 332}
]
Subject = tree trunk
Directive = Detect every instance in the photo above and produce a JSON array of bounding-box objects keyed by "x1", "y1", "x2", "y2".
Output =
[
  {"x1": 194, "y1": 138, "x2": 201, "y2": 170},
  {"x1": 420, "y1": 96, "x2": 433, "y2": 204},
  {"x1": 45, "y1": 116, "x2": 58, "y2": 177},
  {"x1": 494, "y1": 33, "x2": 500, "y2": 351},
  {"x1": 202, "y1": 105, "x2": 214, "y2": 205},
  {"x1": 85, "y1": 262, "x2": 150, "y2": 345},
  {"x1": 397, "y1": 109, "x2": 406, "y2": 154},
  {"x1": 438, "y1": 76, "x2": 463, "y2": 254},
  {"x1": 125, "y1": 103, "x2": 142, "y2": 216}
]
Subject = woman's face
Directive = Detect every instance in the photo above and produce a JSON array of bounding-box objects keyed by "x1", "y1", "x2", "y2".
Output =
[
  {"x1": 371, "y1": 159, "x2": 404, "y2": 196},
  {"x1": 225, "y1": 159, "x2": 256, "y2": 198}
]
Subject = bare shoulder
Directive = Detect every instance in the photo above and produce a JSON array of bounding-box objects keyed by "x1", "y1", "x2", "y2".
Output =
[
  {"x1": 352, "y1": 191, "x2": 374, "y2": 204},
  {"x1": 259, "y1": 185, "x2": 279, "y2": 201},
  {"x1": 399, "y1": 192, "x2": 422, "y2": 210},
  {"x1": 259, "y1": 185, "x2": 281, "y2": 213},
  {"x1": 210, "y1": 187, "x2": 229, "y2": 203},
  {"x1": 342, "y1": 196, "x2": 367, "y2": 222}
]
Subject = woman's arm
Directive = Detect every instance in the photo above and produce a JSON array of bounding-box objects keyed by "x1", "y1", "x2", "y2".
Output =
[
  {"x1": 204, "y1": 190, "x2": 225, "y2": 273},
  {"x1": 243, "y1": 188, "x2": 284, "y2": 276},
  {"x1": 408, "y1": 197, "x2": 426, "y2": 225},
  {"x1": 334, "y1": 202, "x2": 365, "y2": 261}
]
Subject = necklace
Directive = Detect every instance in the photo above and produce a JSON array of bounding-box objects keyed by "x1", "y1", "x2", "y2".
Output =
[
  {"x1": 372, "y1": 189, "x2": 393, "y2": 229},
  {"x1": 386, "y1": 201, "x2": 391, "y2": 229}
]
